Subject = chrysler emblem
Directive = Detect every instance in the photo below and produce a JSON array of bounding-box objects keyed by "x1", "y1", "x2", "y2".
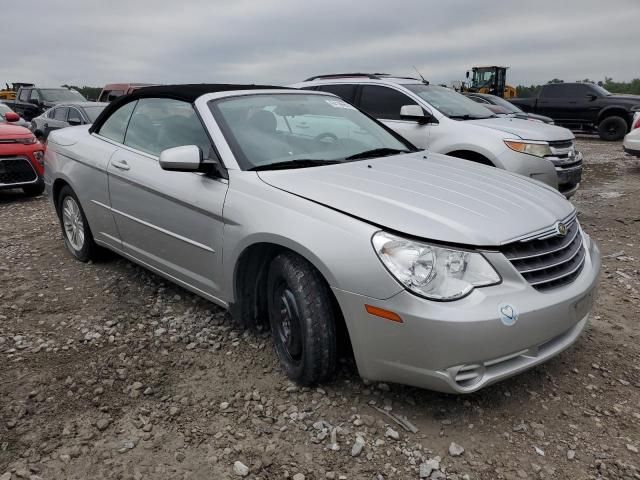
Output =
[{"x1": 555, "y1": 222, "x2": 568, "y2": 236}]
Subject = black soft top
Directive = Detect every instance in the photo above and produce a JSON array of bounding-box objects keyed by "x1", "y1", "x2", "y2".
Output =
[{"x1": 90, "y1": 83, "x2": 288, "y2": 133}]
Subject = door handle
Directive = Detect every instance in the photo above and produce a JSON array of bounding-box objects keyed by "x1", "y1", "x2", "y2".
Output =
[{"x1": 112, "y1": 159, "x2": 130, "y2": 171}]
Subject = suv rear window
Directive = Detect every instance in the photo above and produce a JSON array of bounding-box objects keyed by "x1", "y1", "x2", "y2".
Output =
[
  {"x1": 315, "y1": 84, "x2": 357, "y2": 104},
  {"x1": 359, "y1": 85, "x2": 418, "y2": 120}
]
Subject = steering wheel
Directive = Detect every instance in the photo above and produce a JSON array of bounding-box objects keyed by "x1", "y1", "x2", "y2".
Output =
[{"x1": 314, "y1": 133, "x2": 338, "y2": 144}]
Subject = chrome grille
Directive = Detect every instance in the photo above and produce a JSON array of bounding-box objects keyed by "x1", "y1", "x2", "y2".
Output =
[
  {"x1": 501, "y1": 215, "x2": 586, "y2": 291},
  {"x1": 0, "y1": 157, "x2": 38, "y2": 186}
]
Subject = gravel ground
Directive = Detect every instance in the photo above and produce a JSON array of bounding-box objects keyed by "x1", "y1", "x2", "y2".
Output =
[{"x1": 1, "y1": 137, "x2": 639, "y2": 480}]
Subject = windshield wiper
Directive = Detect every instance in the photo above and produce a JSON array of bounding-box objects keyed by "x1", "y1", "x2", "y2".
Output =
[
  {"x1": 248, "y1": 159, "x2": 341, "y2": 171},
  {"x1": 450, "y1": 114, "x2": 494, "y2": 120},
  {"x1": 344, "y1": 148, "x2": 409, "y2": 161}
]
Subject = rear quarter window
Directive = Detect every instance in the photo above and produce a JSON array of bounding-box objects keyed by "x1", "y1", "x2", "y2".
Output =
[{"x1": 98, "y1": 101, "x2": 137, "y2": 143}]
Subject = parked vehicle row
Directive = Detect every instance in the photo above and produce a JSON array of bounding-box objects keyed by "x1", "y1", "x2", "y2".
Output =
[
  {"x1": 509, "y1": 82, "x2": 640, "y2": 141},
  {"x1": 465, "y1": 92, "x2": 554, "y2": 124},
  {"x1": 44, "y1": 84, "x2": 601, "y2": 393},
  {"x1": 31, "y1": 102, "x2": 108, "y2": 139},
  {"x1": 2, "y1": 85, "x2": 87, "y2": 121},
  {"x1": 292, "y1": 73, "x2": 583, "y2": 198}
]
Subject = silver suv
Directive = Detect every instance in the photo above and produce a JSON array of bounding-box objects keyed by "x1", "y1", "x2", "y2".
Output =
[
  {"x1": 44, "y1": 84, "x2": 600, "y2": 393},
  {"x1": 292, "y1": 74, "x2": 583, "y2": 198}
]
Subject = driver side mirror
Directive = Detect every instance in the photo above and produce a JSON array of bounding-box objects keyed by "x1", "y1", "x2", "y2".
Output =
[
  {"x1": 28, "y1": 98, "x2": 40, "y2": 106},
  {"x1": 159, "y1": 145, "x2": 204, "y2": 172},
  {"x1": 586, "y1": 94, "x2": 598, "y2": 101},
  {"x1": 68, "y1": 118, "x2": 82, "y2": 126},
  {"x1": 400, "y1": 105, "x2": 434, "y2": 124},
  {"x1": 4, "y1": 112, "x2": 20, "y2": 122}
]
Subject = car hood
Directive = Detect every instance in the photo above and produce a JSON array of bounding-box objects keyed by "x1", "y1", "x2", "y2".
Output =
[
  {"x1": 0, "y1": 124, "x2": 32, "y2": 139},
  {"x1": 467, "y1": 117, "x2": 572, "y2": 141},
  {"x1": 257, "y1": 152, "x2": 574, "y2": 246},
  {"x1": 608, "y1": 94, "x2": 640, "y2": 102}
]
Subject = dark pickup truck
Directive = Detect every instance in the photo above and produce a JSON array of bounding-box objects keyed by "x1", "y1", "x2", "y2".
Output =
[
  {"x1": 510, "y1": 83, "x2": 640, "y2": 140},
  {"x1": 1, "y1": 86, "x2": 87, "y2": 121}
]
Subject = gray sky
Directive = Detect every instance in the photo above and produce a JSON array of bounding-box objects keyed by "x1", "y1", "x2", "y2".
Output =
[{"x1": 5, "y1": 0, "x2": 639, "y2": 88}]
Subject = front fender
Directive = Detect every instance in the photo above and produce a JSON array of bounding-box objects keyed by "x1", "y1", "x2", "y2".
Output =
[{"x1": 220, "y1": 173, "x2": 404, "y2": 304}]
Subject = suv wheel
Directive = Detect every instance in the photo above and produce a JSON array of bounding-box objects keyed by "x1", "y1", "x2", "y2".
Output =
[
  {"x1": 57, "y1": 186, "x2": 98, "y2": 262},
  {"x1": 598, "y1": 116, "x2": 627, "y2": 141},
  {"x1": 266, "y1": 252, "x2": 337, "y2": 385}
]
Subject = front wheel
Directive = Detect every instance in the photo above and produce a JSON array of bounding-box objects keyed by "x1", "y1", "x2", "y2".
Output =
[
  {"x1": 598, "y1": 116, "x2": 627, "y2": 141},
  {"x1": 266, "y1": 252, "x2": 337, "y2": 385},
  {"x1": 57, "y1": 186, "x2": 98, "y2": 262}
]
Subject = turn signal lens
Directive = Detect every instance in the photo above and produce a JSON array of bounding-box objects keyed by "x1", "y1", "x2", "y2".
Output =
[{"x1": 365, "y1": 305, "x2": 403, "y2": 323}]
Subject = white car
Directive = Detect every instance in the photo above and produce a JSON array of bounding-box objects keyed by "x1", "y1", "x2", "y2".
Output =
[
  {"x1": 623, "y1": 112, "x2": 640, "y2": 157},
  {"x1": 292, "y1": 74, "x2": 583, "y2": 198}
]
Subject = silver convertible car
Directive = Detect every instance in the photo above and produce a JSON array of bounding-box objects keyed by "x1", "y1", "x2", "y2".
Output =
[{"x1": 44, "y1": 84, "x2": 600, "y2": 393}]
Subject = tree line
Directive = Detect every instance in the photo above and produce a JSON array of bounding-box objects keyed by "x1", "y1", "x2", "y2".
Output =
[{"x1": 516, "y1": 77, "x2": 640, "y2": 97}]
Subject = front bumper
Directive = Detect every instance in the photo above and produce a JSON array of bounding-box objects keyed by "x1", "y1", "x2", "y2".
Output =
[
  {"x1": 0, "y1": 153, "x2": 44, "y2": 191},
  {"x1": 334, "y1": 235, "x2": 600, "y2": 394}
]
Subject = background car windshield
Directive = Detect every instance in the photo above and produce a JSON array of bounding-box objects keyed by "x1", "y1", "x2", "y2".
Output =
[
  {"x1": 405, "y1": 84, "x2": 494, "y2": 119},
  {"x1": 83, "y1": 106, "x2": 106, "y2": 122},
  {"x1": 40, "y1": 89, "x2": 86, "y2": 102},
  {"x1": 486, "y1": 95, "x2": 522, "y2": 113},
  {"x1": 591, "y1": 84, "x2": 612, "y2": 96},
  {"x1": 210, "y1": 93, "x2": 409, "y2": 170}
]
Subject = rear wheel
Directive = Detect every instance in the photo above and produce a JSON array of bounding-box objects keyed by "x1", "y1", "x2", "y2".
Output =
[
  {"x1": 57, "y1": 186, "x2": 98, "y2": 262},
  {"x1": 598, "y1": 116, "x2": 627, "y2": 141},
  {"x1": 266, "y1": 252, "x2": 337, "y2": 385}
]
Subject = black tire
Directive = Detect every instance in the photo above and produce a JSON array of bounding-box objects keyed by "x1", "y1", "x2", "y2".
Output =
[
  {"x1": 266, "y1": 252, "x2": 337, "y2": 385},
  {"x1": 56, "y1": 185, "x2": 98, "y2": 262},
  {"x1": 22, "y1": 182, "x2": 45, "y2": 197},
  {"x1": 598, "y1": 116, "x2": 628, "y2": 141}
]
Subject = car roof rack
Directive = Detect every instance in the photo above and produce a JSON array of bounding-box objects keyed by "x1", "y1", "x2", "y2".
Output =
[
  {"x1": 304, "y1": 73, "x2": 428, "y2": 84},
  {"x1": 304, "y1": 73, "x2": 389, "y2": 81}
]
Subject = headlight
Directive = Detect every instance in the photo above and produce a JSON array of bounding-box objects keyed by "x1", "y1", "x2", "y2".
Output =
[
  {"x1": 504, "y1": 140, "x2": 552, "y2": 158},
  {"x1": 15, "y1": 135, "x2": 37, "y2": 145},
  {"x1": 372, "y1": 232, "x2": 500, "y2": 301}
]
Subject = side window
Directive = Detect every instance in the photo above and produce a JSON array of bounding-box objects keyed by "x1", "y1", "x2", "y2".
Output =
[
  {"x1": 359, "y1": 85, "x2": 418, "y2": 120},
  {"x1": 68, "y1": 108, "x2": 83, "y2": 124},
  {"x1": 316, "y1": 84, "x2": 357, "y2": 104},
  {"x1": 541, "y1": 85, "x2": 569, "y2": 98},
  {"x1": 29, "y1": 90, "x2": 41, "y2": 102},
  {"x1": 54, "y1": 107, "x2": 69, "y2": 121},
  {"x1": 98, "y1": 90, "x2": 110, "y2": 102},
  {"x1": 19, "y1": 89, "x2": 30, "y2": 102},
  {"x1": 98, "y1": 101, "x2": 137, "y2": 143},
  {"x1": 124, "y1": 98, "x2": 211, "y2": 157}
]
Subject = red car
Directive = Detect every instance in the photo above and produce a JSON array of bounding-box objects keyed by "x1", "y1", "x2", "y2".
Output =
[{"x1": 0, "y1": 112, "x2": 45, "y2": 196}]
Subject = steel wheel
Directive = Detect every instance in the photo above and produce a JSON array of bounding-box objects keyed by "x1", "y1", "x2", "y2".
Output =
[
  {"x1": 62, "y1": 196, "x2": 85, "y2": 251},
  {"x1": 272, "y1": 281, "x2": 304, "y2": 365}
]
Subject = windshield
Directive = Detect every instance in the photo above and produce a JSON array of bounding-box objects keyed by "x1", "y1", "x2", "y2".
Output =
[
  {"x1": 405, "y1": 84, "x2": 495, "y2": 119},
  {"x1": 40, "y1": 89, "x2": 87, "y2": 102},
  {"x1": 483, "y1": 95, "x2": 522, "y2": 113},
  {"x1": 209, "y1": 93, "x2": 412, "y2": 170},
  {"x1": 83, "y1": 105, "x2": 106, "y2": 122},
  {"x1": 592, "y1": 84, "x2": 612, "y2": 96}
]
